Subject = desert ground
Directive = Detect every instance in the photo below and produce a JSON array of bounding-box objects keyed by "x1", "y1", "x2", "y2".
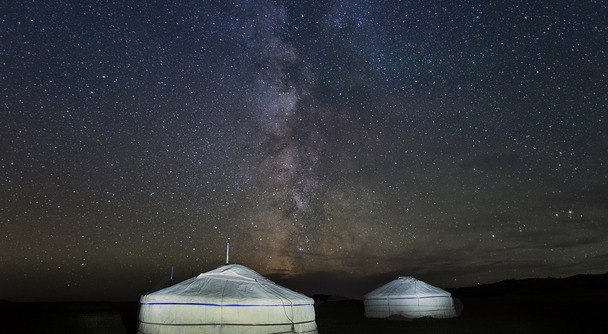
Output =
[{"x1": 1, "y1": 273, "x2": 605, "y2": 333}]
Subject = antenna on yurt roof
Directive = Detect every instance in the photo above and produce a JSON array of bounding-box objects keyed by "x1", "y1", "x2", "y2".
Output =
[{"x1": 225, "y1": 238, "x2": 230, "y2": 265}]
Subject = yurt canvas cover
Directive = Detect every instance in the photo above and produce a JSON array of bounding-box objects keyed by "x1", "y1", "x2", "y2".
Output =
[
  {"x1": 139, "y1": 264, "x2": 317, "y2": 334},
  {"x1": 364, "y1": 276, "x2": 457, "y2": 319}
]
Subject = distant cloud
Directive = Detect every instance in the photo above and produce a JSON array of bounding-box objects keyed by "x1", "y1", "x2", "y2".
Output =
[{"x1": 547, "y1": 183, "x2": 608, "y2": 209}]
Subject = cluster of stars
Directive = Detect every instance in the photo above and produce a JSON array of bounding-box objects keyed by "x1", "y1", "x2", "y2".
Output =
[{"x1": 1, "y1": 0, "x2": 607, "y2": 301}]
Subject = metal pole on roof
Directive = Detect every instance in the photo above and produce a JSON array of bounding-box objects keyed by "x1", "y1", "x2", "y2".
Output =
[{"x1": 225, "y1": 239, "x2": 230, "y2": 264}]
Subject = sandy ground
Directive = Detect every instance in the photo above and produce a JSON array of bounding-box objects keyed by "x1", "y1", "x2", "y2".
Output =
[{"x1": 2, "y1": 274, "x2": 605, "y2": 333}]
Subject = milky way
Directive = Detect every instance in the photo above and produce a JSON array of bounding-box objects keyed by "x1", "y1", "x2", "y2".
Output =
[{"x1": 1, "y1": 0, "x2": 607, "y2": 301}]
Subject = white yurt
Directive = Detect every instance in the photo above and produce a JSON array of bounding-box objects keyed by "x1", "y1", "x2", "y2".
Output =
[
  {"x1": 138, "y1": 264, "x2": 317, "y2": 334},
  {"x1": 364, "y1": 276, "x2": 458, "y2": 319}
]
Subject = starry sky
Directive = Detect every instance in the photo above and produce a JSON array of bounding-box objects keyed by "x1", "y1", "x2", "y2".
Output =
[{"x1": 1, "y1": 0, "x2": 607, "y2": 301}]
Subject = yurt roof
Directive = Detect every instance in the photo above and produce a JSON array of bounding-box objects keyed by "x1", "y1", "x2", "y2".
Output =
[
  {"x1": 364, "y1": 276, "x2": 452, "y2": 299},
  {"x1": 140, "y1": 264, "x2": 313, "y2": 305}
]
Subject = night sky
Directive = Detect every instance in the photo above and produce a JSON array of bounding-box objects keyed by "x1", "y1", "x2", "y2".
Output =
[{"x1": 2, "y1": 0, "x2": 607, "y2": 301}]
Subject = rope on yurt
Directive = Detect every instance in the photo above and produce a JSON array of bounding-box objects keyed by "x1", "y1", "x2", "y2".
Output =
[
  {"x1": 257, "y1": 278, "x2": 296, "y2": 333},
  {"x1": 386, "y1": 278, "x2": 403, "y2": 316},
  {"x1": 220, "y1": 278, "x2": 228, "y2": 331},
  {"x1": 276, "y1": 289, "x2": 295, "y2": 332},
  {"x1": 415, "y1": 279, "x2": 421, "y2": 317},
  {"x1": 290, "y1": 299, "x2": 295, "y2": 332}
]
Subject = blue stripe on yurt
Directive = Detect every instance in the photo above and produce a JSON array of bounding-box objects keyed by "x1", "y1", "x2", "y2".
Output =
[
  {"x1": 142, "y1": 302, "x2": 312, "y2": 307},
  {"x1": 366, "y1": 295, "x2": 450, "y2": 301}
]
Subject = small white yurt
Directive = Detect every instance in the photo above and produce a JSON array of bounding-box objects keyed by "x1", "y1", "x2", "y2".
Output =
[
  {"x1": 138, "y1": 264, "x2": 317, "y2": 334},
  {"x1": 364, "y1": 276, "x2": 457, "y2": 319}
]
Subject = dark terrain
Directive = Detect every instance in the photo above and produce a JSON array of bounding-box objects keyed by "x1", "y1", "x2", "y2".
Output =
[{"x1": 2, "y1": 273, "x2": 605, "y2": 333}]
